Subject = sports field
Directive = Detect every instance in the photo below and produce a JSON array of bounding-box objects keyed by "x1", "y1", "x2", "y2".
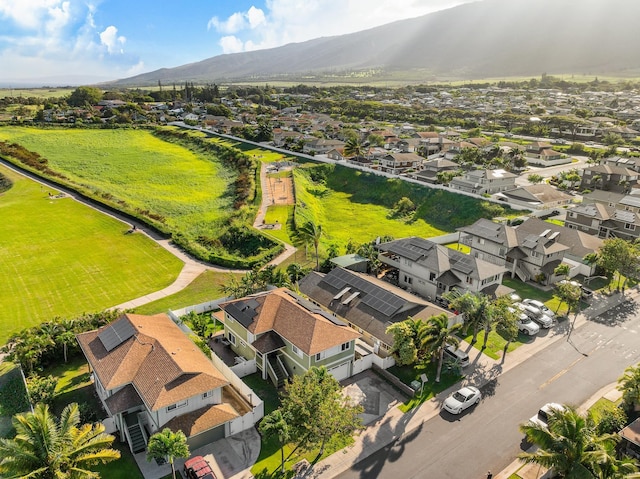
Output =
[{"x1": 0, "y1": 165, "x2": 182, "y2": 344}]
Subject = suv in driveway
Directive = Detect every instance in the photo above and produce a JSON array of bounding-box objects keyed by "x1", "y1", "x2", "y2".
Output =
[
  {"x1": 184, "y1": 456, "x2": 216, "y2": 479},
  {"x1": 518, "y1": 303, "x2": 554, "y2": 329},
  {"x1": 521, "y1": 299, "x2": 555, "y2": 320},
  {"x1": 510, "y1": 307, "x2": 540, "y2": 335}
]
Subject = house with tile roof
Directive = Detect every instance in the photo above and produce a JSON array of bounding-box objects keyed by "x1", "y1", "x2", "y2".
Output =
[
  {"x1": 298, "y1": 267, "x2": 454, "y2": 356},
  {"x1": 459, "y1": 217, "x2": 603, "y2": 284},
  {"x1": 494, "y1": 184, "x2": 573, "y2": 210},
  {"x1": 76, "y1": 313, "x2": 252, "y2": 453},
  {"x1": 524, "y1": 141, "x2": 570, "y2": 167},
  {"x1": 375, "y1": 237, "x2": 508, "y2": 302},
  {"x1": 580, "y1": 164, "x2": 639, "y2": 194},
  {"x1": 449, "y1": 169, "x2": 517, "y2": 195},
  {"x1": 220, "y1": 288, "x2": 360, "y2": 387}
]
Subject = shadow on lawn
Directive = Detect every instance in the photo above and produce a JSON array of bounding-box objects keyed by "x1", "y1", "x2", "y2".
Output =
[{"x1": 56, "y1": 371, "x2": 91, "y2": 394}]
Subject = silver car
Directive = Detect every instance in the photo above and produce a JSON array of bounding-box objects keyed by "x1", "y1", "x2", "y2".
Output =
[
  {"x1": 443, "y1": 386, "x2": 482, "y2": 414},
  {"x1": 522, "y1": 299, "x2": 556, "y2": 319}
]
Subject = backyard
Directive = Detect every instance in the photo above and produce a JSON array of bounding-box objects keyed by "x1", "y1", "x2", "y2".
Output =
[{"x1": 0, "y1": 164, "x2": 182, "y2": 343}]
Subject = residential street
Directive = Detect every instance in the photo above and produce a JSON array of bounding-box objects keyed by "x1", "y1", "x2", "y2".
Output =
[{"x1": 335, "y1": 298, "x2": 640, "y2": 479}]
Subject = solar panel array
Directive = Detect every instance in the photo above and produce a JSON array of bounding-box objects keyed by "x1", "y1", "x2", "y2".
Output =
[
  {"x1": 615, "y1": 210, "x2": 636, "y2": 223},
  {"x1": 321, "y1": 268, "x2": 405, "y2": 317},
  {"x1": 98, "y1": 318, "x2": 136, "y2": 352},
  {"x1": 449, "y1": 253, "x2": 474, "y2": 275}
]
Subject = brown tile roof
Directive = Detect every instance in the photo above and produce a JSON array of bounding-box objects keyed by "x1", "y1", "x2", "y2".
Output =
[
  {"x1": 223, "y1": 289, "x2": 360, "y2": 355},
  {"x1": 77, "y1": 313, "x2": 229, "y2": 411},
  {"x1": 163, "y1": 403, "x2": 239, "y2": 436}
]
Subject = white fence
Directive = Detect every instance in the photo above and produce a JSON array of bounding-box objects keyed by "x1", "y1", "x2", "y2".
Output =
[{"x1": 170, "y1": 296, "x2": 233, "y2": 317}]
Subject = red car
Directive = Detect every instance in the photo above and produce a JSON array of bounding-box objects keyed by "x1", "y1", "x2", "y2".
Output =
[{"x1": 183, "y1": 456, "x2": 216, "y2": 479}]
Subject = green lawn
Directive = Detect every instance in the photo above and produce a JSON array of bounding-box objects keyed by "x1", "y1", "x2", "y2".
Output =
[
  {"x1": 388, "y1": 362, "x2": 463, "y2": 412},
  {"x1": 132, "y1": 270, "x2": 243, "y2": 315},
  {"x1": 0, "y1": 164, "x2": 183, "y2": 344},
  {"x1": 445, "y1": 242, "x2": 471, "y2": 254},
  {"x1": 463, "y1": 329, "x2": 531, "y2": 360},
  {"x1": 502, "y1": 277, "x2": 571, "y2": 316},
  {"x1": 263, "y1": 205, "x2": 295, "y2": 244}
]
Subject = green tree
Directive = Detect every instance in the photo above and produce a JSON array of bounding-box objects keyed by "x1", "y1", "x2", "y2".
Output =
[
  {"x1": 280, "y1": 367, "x2": 363, "y2": 455},
  {"x1": 618, "y1": 364, "x2": 640, "y2": 413},
  {"x1": 68, "y1": 86, "x2": 103, "y2": 107},
  {"x1": 296, "y1": 221, "x2": 324, "y2": 271},
  {"x1": 259, "y1": 410, "x2": 290, "y2": 474},
  {"x1": 527, "y1": 173, "x2": 544, "y2": 185},
  {"x1": 598, "y1": 238, "x2": 635, "y2": 290},
  {"x1": 418, "y1": 313, "x2": 462, "y2": 382},
  {"x1": 26, "y1": 374, "x2": 58, "y2": 407},
  {"x1": 445, "y1": 291, "x2": 492, "y2": 345},
  {"x1": 385, "y1": 319, "x2": 419, "y2": 366},
  {"x1": 0, "y1": 403, "x2": 120, "y2": 478},
  {"x1": 343, "y1": 136, "x2": 366, "y2": 158},
  {"x1": 393, "y1": 197, "x2": 416, "y2": 217},
  {"x1": 147, "y1": 428, "x2": 190, "y2": 479},
  {"x1": 554, "y1": 263, "x2": 571, "y2": 280},
  {"x1": 519, "y1": 405, "x2": 635, "y2": 478},
  {"x1": 494, "y1": 297, "x2": 519, "y2": 353},
  {"x1": 554, "y1": 280, "x2": 581, "y2": 315}
]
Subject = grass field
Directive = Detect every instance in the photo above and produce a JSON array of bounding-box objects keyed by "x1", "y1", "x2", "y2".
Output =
[
  {"x1": 0, "y1": 127, "x2": 236, "y2": 236},
  {"x1": 0, "y1": 164, "x2": 183, "y2": 344}
]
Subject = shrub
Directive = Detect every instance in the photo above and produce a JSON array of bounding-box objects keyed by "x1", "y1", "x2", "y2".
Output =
[{"x1": 26, "y1": 374, "x2": 58, "y2": 407}]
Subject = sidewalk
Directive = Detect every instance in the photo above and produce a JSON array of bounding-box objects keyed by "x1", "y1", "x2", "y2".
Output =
[{"x1": 302, "y1": 287, "x2": 638, "y2": 479}]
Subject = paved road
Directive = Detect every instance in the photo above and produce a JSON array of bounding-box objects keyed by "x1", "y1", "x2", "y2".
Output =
[
  {"x1": 336, "y1": 298, "x2": 640, "y2": 479},
  {"x1": 514, "y1": 155, "x2": 589, "y2": 187}
]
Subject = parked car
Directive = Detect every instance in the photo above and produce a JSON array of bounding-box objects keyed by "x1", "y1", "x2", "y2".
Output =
[
  {"x1": 513, "y1": 309, "x2": 540, "y2": 336},
  {"x1": 184, "y1": 456, "x2": 216, "y2": 479},
  {"x1": 443, "y1": 345, "x2": 470, "y2": 367},
  {"x1": 442, "y1": 386, "x2": 482, "y2": 414},
  {"x1": 518, "y1": 302, "x2": 554, "y2": 328},
  {"x1": 528, "y1": 403, "x2": 564, "y2": 428},
  {"x1": 522, "y1": 299, "x2": 556, "y2": 319}
]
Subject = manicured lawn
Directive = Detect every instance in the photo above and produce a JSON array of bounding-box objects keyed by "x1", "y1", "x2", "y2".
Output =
[
  {"x1": 263, "y1": 205, "x2": 294, "y2": 244},
  {"x1": 132, "y1": 270, "x2": 243, "y2": 315},
  {"x1": 445, "y1": 242, "x2": 471, "y2": 254},
  {"x1": 502, "y1": 277, "x2": 570, "y2": 316},
  {"x1": 588, "y1": 397, "x2": 619, "y2": 423},
  {"x1": 388, "y1": 362, "x2": 463, "y2": 412},
  {"x1": 94, "y1": 442, "x2": 144, "y2": 479},
  {"x1": 0, "y1": 164, "x2": 183, "y2": 344},
  {"x1": 463, "y1": 329, "x2": 531, "y2": 360},
  {"x1": 241, "y1": 373, "x2": 281, "y2": 415}
]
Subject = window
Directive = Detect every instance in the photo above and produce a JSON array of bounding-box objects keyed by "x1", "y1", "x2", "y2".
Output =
[
  {"x1": 429, "y1": 272, "x2": 436, "y2": 281},
  {"x1": 202, "y1": 390, "x2": 213, "y2": 399},
  {"x1": 403, "y1": 275, "x2": 413, "y2": 284},
  {"x1": 465, "y1": 276, "x2": 473, "y2": 285},
  {"x1": 341, "y1": 342, "x2": 351, "y2": 351},
  {"x1": 228, "y1": 332, "x2": 236, "y2": 346},
  {"x1": 315, "y1": 352, "x2": 322, "y2": 362},
  {"x1": 292, "y1": 344, "x2": 303, "y2": 357},
  {"x1": 403, "y1": 258, "x2": 412, "y2": 267},
  {"x1": 167, "y1": 400, "x2": 188, "y2": 412},
  {"x1": 568, "y1": 212, "x2": 576, "y2": 218},
  {"x1": 478, "y1": 238, "x2": 485, "y2": 245},
  {"x1": 531, "y1": 251, "x2": 540, "y2": 258},
  {"x1": 625, "y1": 223, "x2": 636, "y2": 231},
  {"x1": 499, "y1": 247, "x2": 507, "y2": 256}
]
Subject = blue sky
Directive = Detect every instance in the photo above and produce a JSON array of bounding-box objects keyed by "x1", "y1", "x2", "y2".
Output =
[{"x1": 0, "y1": 0, "x2": 474, "y2": 86}]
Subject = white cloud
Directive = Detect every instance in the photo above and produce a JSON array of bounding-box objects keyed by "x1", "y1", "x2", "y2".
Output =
[
  {"x1": 0, "y1": 0, "x2": 65, "y2": 29},
  {"x1": 208, "y1": 6, "x2": 266, "y2": 34},
  {"x1": 99, "y1": 25, "x2": 126, "y2": 54},
  {"x1": 219, "y1": 35, "x2": 245, "y2": 54},
  {"x1": 213, "y1": 0, "x2": 474, "y2": 53}
]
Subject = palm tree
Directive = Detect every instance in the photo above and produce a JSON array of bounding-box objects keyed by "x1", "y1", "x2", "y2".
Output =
[
  {"x1": 519, "y1": 405, "x2": 634, "y2": 478},
  {"x1": 418, "y1": 313, "x2": 462, "y2": 382},
  {"x1": 296, "y1": 221, "x2": 323, "y2": 271},
  {"x1": 344, "y1": 136, "x2": 366, "y2": 159},
  {"x1": 554, "y1": 263, "x2": 571, "y2": 281},
  {"x1": 0, "y1": 403, "x2": 120, "y2": 478},
  {"x1": 445, "y1": 290, "x2": 492, "y2": 345},
  {"x1": 618, "y1": 364, "x2": 640, "y2": 412},
  {"x1": 259, "y1": 410, "x2": 290, "y2": 473},
  {"x1": 147, "y1": 428, "x2": 190, "y2": 479}
]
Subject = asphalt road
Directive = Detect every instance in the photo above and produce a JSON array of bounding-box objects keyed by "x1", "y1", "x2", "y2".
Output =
[{"x1": 337, "y1": 298, "x2": 640, "y2": 479}]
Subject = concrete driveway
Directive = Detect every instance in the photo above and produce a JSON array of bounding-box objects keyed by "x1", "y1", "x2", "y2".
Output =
[{"x1": 341, "y1": 370, "x2": 407, "y2": 425}]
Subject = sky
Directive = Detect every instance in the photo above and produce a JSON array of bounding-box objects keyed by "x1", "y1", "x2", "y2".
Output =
[{"x1": 0, "y1": 0, "x2": 476, "y2": 86}]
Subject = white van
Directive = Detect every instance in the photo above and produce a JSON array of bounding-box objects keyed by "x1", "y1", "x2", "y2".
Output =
[{"x1": 443, "y1": 345, "x2": 470, "y2": 367}]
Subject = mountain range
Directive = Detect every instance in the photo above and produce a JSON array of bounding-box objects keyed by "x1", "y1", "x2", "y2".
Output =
[{"x1": 111, "y1": 0, "x2": 640, "y2": 86}]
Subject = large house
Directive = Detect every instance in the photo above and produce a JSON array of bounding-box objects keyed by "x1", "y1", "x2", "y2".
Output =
[
  {"x1": 459, "y1": 217, "x2": 603, "y2": 284},
  {"x1": 298, "y1": 267, "x2": 454, "y2": 356},
  {"x1": 580, "y1": 164, "x2": 639, "y2": 193},
  {"x1": 377, "y1": 152, "x2": 422, "y2": 175},
  {"x1": 76, "y1": 313, "x2": 251, "y2": 453},
  {"x1": 564, "y1": 202, "x2": 640, "y2": 241},
  {"x1": 524, "y1": 141, "x2": 570, "y2": 167},
  {"x1": 375, "y1": 237, "x2": 507, "y2": 301},
  {"x1": 494, "y1": 184, "x2": 573, "y2": 210},
  {"x1": 220, "y1": 288, "x2": 360, "y2": 386},
  {"x1": 449, "y1": 169, "x2": 517, "y2": 195}
]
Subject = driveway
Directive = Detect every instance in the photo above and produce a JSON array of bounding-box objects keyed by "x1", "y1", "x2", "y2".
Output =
[{"x1": 342, "y1": 370, "x2": 407, "y2": 425}]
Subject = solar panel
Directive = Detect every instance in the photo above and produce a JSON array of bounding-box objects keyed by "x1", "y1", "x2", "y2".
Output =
[
  {"x1": 98, "y1": 318, "x2": 136, "y2": 352},
  {"x1": 615, "y1": 210, "x2": 635, "y2": 222}
]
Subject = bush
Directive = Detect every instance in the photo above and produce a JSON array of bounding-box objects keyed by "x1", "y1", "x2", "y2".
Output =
[
  {"x1": 596, "y1": 406, "x2": 627, "y2": 434},
  {"x1": 26, "y1": 374, "x2": 58, "y2": 407}
]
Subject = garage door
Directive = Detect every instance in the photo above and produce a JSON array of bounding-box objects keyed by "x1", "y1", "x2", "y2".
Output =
[
  {"x1": 187, "y1": 424, "x2": 225, "y2": 450},
  {"x1": 328, "y1": 362, "x2": 351, "y2": 382}
]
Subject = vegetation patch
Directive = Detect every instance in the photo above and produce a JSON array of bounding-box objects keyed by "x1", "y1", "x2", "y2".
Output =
[
  {"x1": 0, "y1": 363, "x2": 30, "y2": 418},
  {"x1": 0, "y1": 171, "x2": 12, "y2": 193},
  {"x1": 0, "y1": 165, "x2": 181, "y2": 343}
]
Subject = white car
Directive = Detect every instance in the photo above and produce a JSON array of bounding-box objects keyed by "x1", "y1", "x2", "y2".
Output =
[
  {"x1": 529, "y1": 403, "x2": 564, "y2": 428},
  {"x1": 516, "y1": 314, "x2": 540, "y2": 336},
  {"x1": 442, "y1": 386, "x2": 482, "y2": 414},
  {"x1": 519, "y1": 303, "x2": 554, "y2": 328},
  {"x1": 522, "y1": 299, "x2": 556, "y2": 319}
]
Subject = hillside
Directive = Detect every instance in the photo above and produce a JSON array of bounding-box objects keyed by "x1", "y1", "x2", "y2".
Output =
[{"x1": 111, "y1": 0, "x2": 640, "y2": 86}]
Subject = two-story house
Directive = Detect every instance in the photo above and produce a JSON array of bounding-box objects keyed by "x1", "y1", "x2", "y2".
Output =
[
  {"x1": 449, "y1": 169, "x2": 517, "y2": 195},
  {"x1": 411, "y1": 158, "x2": 459, "y2": 184},
  {"x1": 524, "y1": 141, "x2": 569, "y2": 167},
  {"x1": 375, "y1": 237, "x2": 507, "y2": 301},
  {"x1": 460, "y1": 218, "x2": 603, "y2": 284},
  {"x1": 377, "y1": 152, "x2": 422, "y2": 175},
  {"x1": 76, "y1": 313, "x2": 251, "y2": 453},
  {"x1": 220, "y1": 288, "x2": 360, "y2": 386},
  {"x1": 302, "y1": 138, "x2": 346, "y2": 155},
  {"x1": 494, "y1": 184, "x2": 573, "y2": 210},
  {"x1": 580, "y1": 164, "x2": 639, "y2": 193},
  {"x1": 298, "y1": 267, "x2": 454, "y2": 356},
  {"x1": 564, "y1": 202, "x2": 640, "y2": 241}
]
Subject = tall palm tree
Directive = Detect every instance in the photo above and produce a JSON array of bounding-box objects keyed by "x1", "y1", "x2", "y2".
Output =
[
  {"x1": 418, "y1": 313, "x2": 462, "y2": 382},
  {"x1": 296, "y1": 221, "x2": 323, "y2": 271},
  {"x1": 445, "y1": 290, "x2": 492, "y2": 345},
  {"x1": 0, "y1": 403, "x2": 120, "y2": 478},
  {"x1": 259, "y1": 410, "x2": 290, "y2": 474},
  {"x1": 519, "y1": 405, "x2": 634, "y2": 478},
  {"x1": 147, "y1": 428, "x2": 190, "y2": 479},
  {"x1": 344, "y1": 136, "x2": 366, "y2": 159}
]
